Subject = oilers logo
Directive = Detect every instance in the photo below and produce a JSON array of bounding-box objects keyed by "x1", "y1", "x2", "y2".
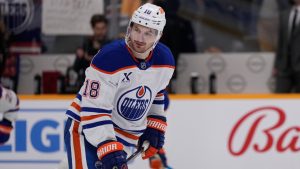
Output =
[
  {"x1": 117, "y1": 86, "x2": 152, "y2": 121},
  {"x1": 0, "y1": 0, "x2": 34, "y2": 34}
]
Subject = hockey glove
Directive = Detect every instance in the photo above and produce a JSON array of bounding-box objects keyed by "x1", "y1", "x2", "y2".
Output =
[
  {"x1": 138, "y1": 115, "x2": 167, "y2": 160},
  {"x1": 149, "y1": 148, "x2": 172, "y2": 169},
  {"x1": 0, "y1": 118, "x2": 13, "y2": 144},
  {"x1": 96, "y1": 140, "x2": 128, "y2": 169}
]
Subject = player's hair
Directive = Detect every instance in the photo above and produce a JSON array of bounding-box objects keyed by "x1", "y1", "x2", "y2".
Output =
[
  {"x1": 129, "y1": 22, "x2": 159, "y2": 35},
  {"x1": 90, "y1": 14, "x2": 108, "y2": 28}
]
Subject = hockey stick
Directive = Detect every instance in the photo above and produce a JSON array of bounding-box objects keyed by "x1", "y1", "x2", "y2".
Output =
[{"x1": 95, "y1": 141, "x2": 149, "y2": 169}]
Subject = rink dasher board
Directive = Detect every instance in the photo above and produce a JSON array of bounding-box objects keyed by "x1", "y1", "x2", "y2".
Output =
[{"x1": 0, "y1": 94, "x2": 300, "y2": 169}]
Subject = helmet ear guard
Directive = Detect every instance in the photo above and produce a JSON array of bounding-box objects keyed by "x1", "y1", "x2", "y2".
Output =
[{"x1": 125, "y1": 3, "x2": 166, "y2": 50}]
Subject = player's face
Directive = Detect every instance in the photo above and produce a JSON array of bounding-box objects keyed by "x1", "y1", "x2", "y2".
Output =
[{"x1": 129, "y1": 23, "x2": 158, "y2": 53}]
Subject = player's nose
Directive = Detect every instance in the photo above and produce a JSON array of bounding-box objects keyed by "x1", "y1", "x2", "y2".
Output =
[{"x1": 135, "y1": 33, "x2": 145, "y2": 42}]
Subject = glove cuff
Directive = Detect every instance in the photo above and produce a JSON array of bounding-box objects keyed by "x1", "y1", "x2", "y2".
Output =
[
  {"x1": 142, "y1": 146, "x2": 158, "y2": 159},
  {"x1": 0, "y1": 119, "x2": 13, "y2": 134},
  {"x1": 158, "y1": 148, "x2": 165, "y2": 154},
  {"x1": 147, "y1": 117, "x2": 167, "y2": 133},
  {"x1": 97, "y1": 141, "x2": 124, "y2": 160}
]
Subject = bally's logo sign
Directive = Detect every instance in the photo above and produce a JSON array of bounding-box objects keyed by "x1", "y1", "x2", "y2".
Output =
[
  {"x1": 228, "y1": 106, "x2": 300, "y2": 156},
  {"x1": 117, "y1": 86, "x2": 152, "y2": 121},
  {"x1": 0, "y1": 0, "x2": 34, "y2": 34}
]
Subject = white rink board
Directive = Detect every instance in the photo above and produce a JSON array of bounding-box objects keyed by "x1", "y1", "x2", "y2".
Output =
[
  {"x1": 176, "y1": 52, "x2": 275, "y2": 93},
  {"x1": 0, "y1": 96, "x2": 299, "y2": 169},
  {"x1": 166, "y1": 97, "x2": 300, "y2": 169}
]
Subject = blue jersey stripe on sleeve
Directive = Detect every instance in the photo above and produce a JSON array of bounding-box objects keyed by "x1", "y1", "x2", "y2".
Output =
[
  {"x1": 113, "y1": 122, "x2": 145, "y2": 133},
  {"x1": 76, "y1": 94, "x2": 82, "y2": 101},
  {"x1": 153, "y1": 100, "x2": 164, "y2": 105},
  {"x1": 157, "y1": 89, "x2": 165, "y2": 94},
  {"x1": 82, "y1": 120, "x2": 113, "y2": 129},
  {"x1": 66, "y1": 110, "x2": 81, "y2": 121},
  {"x1": 81, "y1": 107, "x2": 112, "y2": 114},
  {"x1": 6, "y1": 108, "x2": 20, "y2": 112}
]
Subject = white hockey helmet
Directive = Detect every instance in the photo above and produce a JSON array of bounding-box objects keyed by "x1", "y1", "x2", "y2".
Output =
[{"x1": 125, "y1": 3, "x2": 166, "y2": 50}]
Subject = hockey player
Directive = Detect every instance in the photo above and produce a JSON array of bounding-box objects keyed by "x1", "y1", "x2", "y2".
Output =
[
  {"x1": 0, "y1": 85, "x2": 19, "y2": 145},
  {"x1": 64, "y1": 3, "x2": 174, "y2": 169}
]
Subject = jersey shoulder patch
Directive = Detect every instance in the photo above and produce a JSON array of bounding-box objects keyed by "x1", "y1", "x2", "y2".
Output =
[{"x1": 91, "y1": 40, "x2": 136, "y2": 74}]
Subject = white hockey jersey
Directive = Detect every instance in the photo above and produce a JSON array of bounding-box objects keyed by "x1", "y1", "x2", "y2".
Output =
[
  {"x1": 66, "y1": 40, "x2": 174, "y2": 148},
  {"x1": 0, "y1": 86, "x2": 19, "y2": 122}
]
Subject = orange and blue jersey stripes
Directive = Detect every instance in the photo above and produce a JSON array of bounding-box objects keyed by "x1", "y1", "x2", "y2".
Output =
[
  {"x1": 66, "y1": 95, "x2": 82, "y2": 121},
  {"x1": 80, "y1": 107, "x2": 113, "y2": 130},
  {"x1": 82, "y1": 120, "x2": 113, "y2": 130},
  {"x1": 116, "y1": 136, "x2": 136, "y2": 147},
  {"x1": 66, "y1": 92, "x2": 113, "y2": 122},
  {"x1": 112, "y1": 122, "x2": 145, "y2": 133},
  {"x1": 114, "y1": 128, "x2": 139, "y2": 140},
  {"x1": 153, "y1": 90, "x2": 165, "y2": 105},
  {"x1": 80, "y1": 108, "x2": 112, "y2": 129},
  {"x1": 65, "y1": 117, "x2": 99, "y2": 169},
  {"x1": 156, "y1": 90, "x2": 165, "y2": 97},
  {"x1": 156, "y1": 93, "x2": 164, "y2": 97},
  {"x1": 153, "y1": 89, "x2": 170, "y2": 110},
  {"x1": 64, "y1": 118, "x2": 84, "y2": 169},
  {"x1": 81, "y1": 114, "x2": 111, "y2": 121},
  {"x1": 67, "y1": 104, "x2": 113, "y2": 130},
  {"x1": 114, "y1": 127, "x2": 141, "y2": 147}
]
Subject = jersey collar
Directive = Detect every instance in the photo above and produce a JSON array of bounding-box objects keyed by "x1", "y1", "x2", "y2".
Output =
[{"x1": 126, "y1": 45, "x2": 153, "y2": 70}]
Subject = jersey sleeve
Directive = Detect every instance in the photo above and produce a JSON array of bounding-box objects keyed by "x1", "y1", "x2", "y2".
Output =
[
  {"x1": 147, "y1": 44, "x2": 174, "y2": 119},
  {"x1": 148, "y1": 89, "x2": 167, "y2": 118},
  {"x1": 0, "y1": 86, "x2": 19, "y2": 122},
  {"x1": 78, "y1": 66, "x2": 118, "y2": 147}
]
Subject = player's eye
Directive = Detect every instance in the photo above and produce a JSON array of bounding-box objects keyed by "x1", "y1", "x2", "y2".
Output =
[
  {"x1": 145, "y1": 31, "x2": 154, "y2": 37},
  {"x1": 133, "y1": 27, "x2": 140, "y2": 33}
]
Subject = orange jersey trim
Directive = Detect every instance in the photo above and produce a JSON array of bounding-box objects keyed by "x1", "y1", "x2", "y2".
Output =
[
  {"x1": 114, "y1": 128, "x2": 139, "y2": 140},
  {"x1": 156, "y1": 93, "x2": 164, "y2": 97},
  {"x1": 72, "y1": 121, "x2": 83, "y2": 169},
  {"x1": 91, "y1": 64, "x2": 136, "y2": 75},
  {"x1": 0, "y1": 125, "x2": 12, "y2": 134},
  {"x1": 152, "y1": 65, "x2": 175, "y2": 69},
  {"x1": 71, "y1": 102, "x2": 81, "y2": 112}
]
